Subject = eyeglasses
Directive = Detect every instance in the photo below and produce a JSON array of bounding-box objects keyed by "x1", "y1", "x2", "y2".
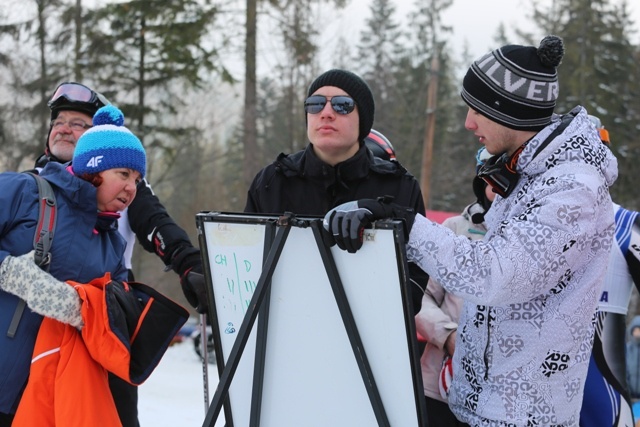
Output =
[
  {"x1": 47, "y1": 82, "x2": 110, "y2": 109},
  {"x1": 50, "y1": 118, "x2": 92, "y2": 132},
  {"x1": 304, "y1": 95, "x2": 356, "y2": 115}
]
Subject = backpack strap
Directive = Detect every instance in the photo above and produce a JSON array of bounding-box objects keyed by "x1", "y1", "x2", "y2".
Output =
[
  {"x1": 6, "y1": 173, "x2": 57, "y2": 338},
  {"x1": 25, "y1": 173, "x2": 57, "y2": 270}
]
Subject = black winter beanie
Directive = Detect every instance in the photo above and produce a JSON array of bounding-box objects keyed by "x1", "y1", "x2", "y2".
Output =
[
  {"x1": 307, "y1": 69, "x2": 375, "y2": 142},
  {"x1": 461, "y1": 35, "x2": 564, "y2": 131}
]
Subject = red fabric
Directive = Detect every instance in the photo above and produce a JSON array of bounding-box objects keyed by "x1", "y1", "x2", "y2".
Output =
[
  {"x1": 439, "y1": 355, "x2": 453, "y2": 400},
  {"x1": 425, "y1": 210, "x2": 457, "y2": 224}
]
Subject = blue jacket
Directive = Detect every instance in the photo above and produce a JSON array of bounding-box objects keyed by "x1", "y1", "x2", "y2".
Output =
[{"x1": 0, "y1": 162, "x2": 128, "y2": 414}]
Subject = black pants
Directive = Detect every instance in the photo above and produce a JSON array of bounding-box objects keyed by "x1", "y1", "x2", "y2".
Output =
[
  {"x1": 425, "y1": 396, "x2": 469, "y2": 427},
  {"x1": 109, "y1": 373, "x2": 140, "y2": 427}
]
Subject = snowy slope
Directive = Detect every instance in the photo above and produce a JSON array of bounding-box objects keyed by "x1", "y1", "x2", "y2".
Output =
[{"x1": 138, "y1": 339, "x2": 225, "y2": 427}]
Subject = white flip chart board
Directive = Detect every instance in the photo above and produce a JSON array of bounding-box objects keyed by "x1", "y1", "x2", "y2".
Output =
[{"x1": 197, "y1": 213, "x2": 426, "y2": 427}]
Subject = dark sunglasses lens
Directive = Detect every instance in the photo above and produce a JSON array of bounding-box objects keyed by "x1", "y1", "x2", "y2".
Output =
[
  {"x1": 304, "y1": 95, "x2": 327, "y2": 114},
  {"x1": 330, "y1": 96, "x2": 355, "y2": 115}
]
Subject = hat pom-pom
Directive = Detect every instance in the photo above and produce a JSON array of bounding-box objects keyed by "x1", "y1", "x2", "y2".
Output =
[
  {"x1": 93, "y1": 105, "x2": 125, "y2": 127},
  {"x1": 538, "y1": 35, "x2": 564, "y2": 68}
]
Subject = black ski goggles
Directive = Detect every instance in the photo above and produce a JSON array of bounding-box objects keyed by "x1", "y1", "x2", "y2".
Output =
[
  {"x1": 476, "y1": 147, "x2": 522, "y2": 198},
  {"x1": 304, "y1": 95, "x2": 356, "y2": 115},
  {"x1": 47, "y1": 82, "x2": 109, "y2": 109}
]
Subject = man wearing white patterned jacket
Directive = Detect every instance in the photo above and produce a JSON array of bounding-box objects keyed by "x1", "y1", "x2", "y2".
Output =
[{"x1": 324, "y1": 35, "x2": 618, "y2": 426}]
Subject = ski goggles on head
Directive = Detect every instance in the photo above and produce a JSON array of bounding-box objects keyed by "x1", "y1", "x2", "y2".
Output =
[
  {"x1": 47, "y1": 82, "x2": 109, "y2": 109},
  {"x1": 476, "y1": 147, "x2": 522, "y2": 198},
  {"x1": 304, "y1": 95, "x2": 356, "y2": 115}
]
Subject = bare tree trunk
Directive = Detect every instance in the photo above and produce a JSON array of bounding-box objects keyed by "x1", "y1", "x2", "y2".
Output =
[
  {"x1": 243, "y1": 0, "x2": 258, "y2": 189},
  {"x1": 37, "y1": 0, "x2": 49, "y2": 143},
  {"x1": 138, "y1": 15, "x2": 146, "y2": 133},
  {"x1": 420, "y1": 53, "x2": 439, "y2": 209},
  {"x1": 74, "y1": 0, "x2": 83, "y2": 81},
  {"x1": 137, "y1": 15, "x2": 149, "y2": 175}
]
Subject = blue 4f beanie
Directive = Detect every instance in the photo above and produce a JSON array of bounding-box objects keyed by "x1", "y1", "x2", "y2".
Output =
[{"x1": 73, "y1": 105, "x2": 146, "y2": 178}]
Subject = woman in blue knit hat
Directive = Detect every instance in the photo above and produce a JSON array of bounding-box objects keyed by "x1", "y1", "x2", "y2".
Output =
[
  {"x1": 0, "y1": 105, "x2": 183, "y2": 426},
  {"x1": 71, "y1": 104, "x2": 146, "y2": 212}
]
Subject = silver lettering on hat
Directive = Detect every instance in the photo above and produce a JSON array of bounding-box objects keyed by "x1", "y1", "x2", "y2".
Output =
[
  {"x1": 475, "y1": 54, "x2": 556, "y2": 102},
  {"x1": 483, "y1": 59, "x2": 527, "y2": 94},
  {"x1": 527, "y1": 81, "x2": 558, "y2": 101},
  {"x1": 503, "y1": 70, "x2": 526, "y2": 93},
  {"x1": 527, "y1": 81, "x2": 546, "y2": 101}
]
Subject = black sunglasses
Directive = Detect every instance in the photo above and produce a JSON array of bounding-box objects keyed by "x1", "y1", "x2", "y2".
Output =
[{"x1": 304, "y1": 95, "x2": 356, "y2": 115}]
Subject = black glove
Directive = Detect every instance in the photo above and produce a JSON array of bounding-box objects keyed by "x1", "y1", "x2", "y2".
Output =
[
  {"x1": 181, "y1": 265, "x2": 208, "y2": 314},
  {"x1": 107, "y1": 280, "x2": 143, "y2": 337},
  {"x1": 172, "y1": 247, "x2": 209, "y2": 314},
  {"x1": 323, "y1": 196, "x2": 415, "y2": 253}
]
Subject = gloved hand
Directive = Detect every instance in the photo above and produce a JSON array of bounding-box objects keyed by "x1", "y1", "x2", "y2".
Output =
[
  {"x1": 439, "y1": 355, "x2": 453, "y2": 400},
  {"x1": 107, "y1": 279, "x2": 143, "y2": 336},
  {"x1": 180, "y1": 265, "x2": 208, "y2": 314},
  {"x1": 322, "y1": 196, "x2": 415, "y2": 253},
  {"x1": 0, "y1": 251, "x2": 83, "y2": 328},
  {"x1": 172, "y1": 247, "x2": 209, "y2": 314}
]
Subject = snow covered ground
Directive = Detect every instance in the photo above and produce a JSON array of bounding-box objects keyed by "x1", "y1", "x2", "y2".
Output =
[{"x1": 138, "y1": 338, "x2": 225, "y2": 427}]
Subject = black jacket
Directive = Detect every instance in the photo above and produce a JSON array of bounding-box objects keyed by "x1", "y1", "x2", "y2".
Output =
[
  {"x1": 128, "y1": 178, "x2": 196, "y2": 271},
  {"x1": 245, "y1": 143, "x2": 425, "y2": 216},
  {"x1": 245, "y1": 143, "x2": 429, "y2": 316}
]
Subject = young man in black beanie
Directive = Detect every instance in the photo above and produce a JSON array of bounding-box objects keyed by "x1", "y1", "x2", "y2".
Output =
[
  {"x1": 244, "y1": 68, "x2": 429, "y2": 330},
  {"x1": 324, "y1": 36, "x2": 619, "y2": 426}
]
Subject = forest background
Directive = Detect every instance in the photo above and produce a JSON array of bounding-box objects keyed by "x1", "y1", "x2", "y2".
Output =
[{"x1": 1, "y1": 0, "x2": 639, "y2": 314}]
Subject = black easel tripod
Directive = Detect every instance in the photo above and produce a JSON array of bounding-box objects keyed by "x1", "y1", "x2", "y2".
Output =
[{"x1": 201, "y1": 215, "x2": 391, "y2": 427}]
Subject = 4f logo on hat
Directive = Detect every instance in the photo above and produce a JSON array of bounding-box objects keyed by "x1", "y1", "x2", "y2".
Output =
[{"x1": 86, "y1": 155, "x2": 104, "y2": 168}]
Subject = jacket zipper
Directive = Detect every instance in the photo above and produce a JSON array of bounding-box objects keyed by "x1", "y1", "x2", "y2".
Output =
[{"x1": 484, "y1": 307, "x2": 492, "y2": 381}]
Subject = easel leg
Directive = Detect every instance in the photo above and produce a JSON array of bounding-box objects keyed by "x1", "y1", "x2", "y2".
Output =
[
  {"x1": 311, "y1": 221, "x2": 390, "y2": 427},
  {"x1": 202, "y1": 225, "x2": 291, "y2": 427}
]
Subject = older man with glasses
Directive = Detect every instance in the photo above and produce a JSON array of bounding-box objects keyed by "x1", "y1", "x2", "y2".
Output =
[{"x1": 29, "y1": 82, "x2": 208, "y2": 427}]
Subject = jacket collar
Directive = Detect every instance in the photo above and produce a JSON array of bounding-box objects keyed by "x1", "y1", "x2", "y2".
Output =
[
  {"x1": 301, "y1": 143, "x2": 371, "y2": 182},
  {"x1": 95, "y1": 212, "x2": 121, "y2": 232},
  {"x1": 39, "y1": 161, "x2": 98, "y2": 212},
  {"x1": 39, "y1": 162, "x2": 122, "y2": 232}
]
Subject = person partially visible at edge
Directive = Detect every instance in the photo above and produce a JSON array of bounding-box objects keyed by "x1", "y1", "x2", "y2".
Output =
[
  {"x1": 244, "y1": 68, "x2": 429, "y2": 328},
  {"x1": 324, "y1": 36, "x2": 618, "y2": 426},
  {"x1": 415, "y1": 147, "x2": 495, "y2": 427},
  {"x1": 30, "y1": 82, "x2": 208, "y2": 427},
  {"x1": 578, "y1": 115, "x2": 639, "y2": 427},
  {"x1": 627, "y1": 317, "x2": 640, "y2": 401},
  {"x1": 0, "y1": 105, "x2": 145, "y2": 426}
]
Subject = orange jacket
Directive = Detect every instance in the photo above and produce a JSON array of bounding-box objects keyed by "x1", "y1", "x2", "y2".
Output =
[{"x1": 13, "y1": 273, "x2": 188, "y2": 427}]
